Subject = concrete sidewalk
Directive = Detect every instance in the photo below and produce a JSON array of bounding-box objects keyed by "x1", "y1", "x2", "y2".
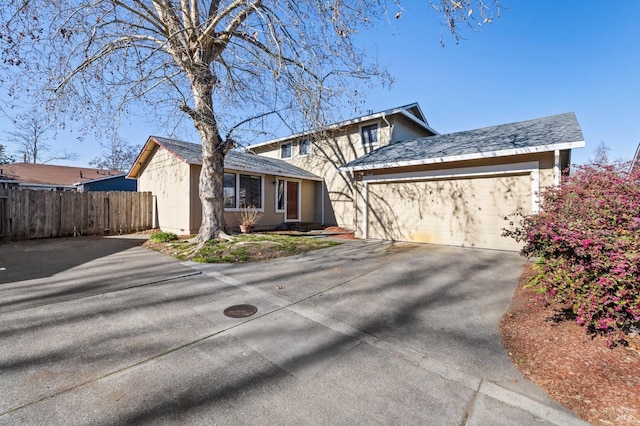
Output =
[{"x1": 0, "y1": 237, "x2": 589, "y2": 425}]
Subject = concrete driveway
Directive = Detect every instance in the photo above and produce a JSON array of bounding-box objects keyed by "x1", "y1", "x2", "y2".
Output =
[{"x1": 0, "y1": 236, "x2": 588, "y2": 425}]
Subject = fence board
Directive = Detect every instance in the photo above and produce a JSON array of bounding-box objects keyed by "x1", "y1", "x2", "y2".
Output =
[{"x1": 0, "y1": 188, "x2": 153, "y2": 241}]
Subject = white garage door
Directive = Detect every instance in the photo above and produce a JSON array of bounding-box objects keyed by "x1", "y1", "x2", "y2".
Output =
[{"x1": 366, "y1": 174, "x2": 531, "y2": 251}]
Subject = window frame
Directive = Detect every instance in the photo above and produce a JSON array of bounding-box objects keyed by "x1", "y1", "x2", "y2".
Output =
[
  {"x1": 223, "y1": 172, "x2": 237, "y2": 209},
  {"x1": 275, "y1": 178, "x2": 286, "y2": 213},
  {"x1": 360, "y1": 122, "x2": 380, "y2": 146},
  {"x1": 238, "y1": 174, "x2": 263, "y2": 209},
  {"x1": 280, "y1": 142, "x2": 292, "y2": 159},
  {"x1": 223, "y1": 172, "x2": 264, "y2": 211},
  {"x1": 298, "y1": 139, "x2": 312, "y2": 157}
]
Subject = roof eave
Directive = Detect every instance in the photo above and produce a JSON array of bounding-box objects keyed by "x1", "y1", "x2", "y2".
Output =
[
  {"x1": 340, "y1": 140, "x2": 586, "y2": 172},
  {"x1": 128, "y1": 136, "x2": 198, "y2": 179},
  {"x1": 73, "y1": 173, "x2": 127, "y2": 186},
  {"x1": 218, "y1": 164, "x2": 323, "y2": 181},
  {"x1": 246, "y1": 103, "x2": 430, "y2": 150},
  {"x1": 17, "y1": 182, "x2": 77, "y2": 190}
]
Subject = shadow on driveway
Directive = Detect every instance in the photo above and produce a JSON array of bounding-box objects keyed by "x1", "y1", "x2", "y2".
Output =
[
  {"x1": 0, "y1": 238, "x2": 587, "y2": 425},
  {"x1": 0, "y1": 235, "x2": 198, "y2": 313}
]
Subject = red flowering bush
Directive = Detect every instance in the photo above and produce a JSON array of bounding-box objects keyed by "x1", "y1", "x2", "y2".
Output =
[{"x1": 504, "y1": 162, "x2": 640, "y2": 345}]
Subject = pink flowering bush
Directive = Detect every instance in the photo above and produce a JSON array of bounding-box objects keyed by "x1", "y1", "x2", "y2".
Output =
[{"x1": 504, "y1": 162, "x2": 640, "y2": 346}]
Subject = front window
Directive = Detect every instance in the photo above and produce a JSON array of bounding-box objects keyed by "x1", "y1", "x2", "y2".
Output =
[
  {"x1": 361, "y1": 124, "x2": 379, "y2": 146},
  {"x1": 299, "y1": 140, "x2": 311, "y2": 156},
  {"x1": 223, "y1": 173, "x2": 236, "y2": 208},
  {"x1": 276, "y1": 179, "x2": 285, "y2": 212},
  {"x1": 239, "y1": 174, "x2": 262, "y2": 208},
  {"x1": 280, "y1": 143, "x2": 292, "y2": 159}
]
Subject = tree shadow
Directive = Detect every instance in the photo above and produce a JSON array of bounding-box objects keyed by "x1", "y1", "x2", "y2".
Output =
[
  {"x1": 0, "y1": 236, "x2": 150, "y2": 284},
  {"x1": 0, "y1": 240, "x2": 528, "y2": 423}
]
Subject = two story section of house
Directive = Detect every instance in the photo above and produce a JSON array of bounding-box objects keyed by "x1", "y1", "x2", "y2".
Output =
[
  {"x1": 248, "y1": 103, "x2": 585, "y2": 251},
  {"x1": 246, "y1": 103, "x2": 437, "y2": 230}
]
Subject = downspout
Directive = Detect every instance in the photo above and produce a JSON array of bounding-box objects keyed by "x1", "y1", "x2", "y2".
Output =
[
  {"x1": 381, "y1": 113, "x2": 393, "y2": 143},
  {"x1": 321, "y1": 180, "x2": 325, "y2": 225},
  {"x1": 361, "y1": 180, "x2": 368, "y2": 239}
]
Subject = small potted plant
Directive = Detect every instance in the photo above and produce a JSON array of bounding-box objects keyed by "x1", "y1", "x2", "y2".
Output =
[{"x1": 236, "y1": 206, "x2": 264, "y2": 233}]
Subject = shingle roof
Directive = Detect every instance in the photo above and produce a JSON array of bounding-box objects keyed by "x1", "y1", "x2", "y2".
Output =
[
  {"x1": 151, "y1": 137, "x2": 202, "y2": 164},
  {"x1": 0, "y1": 163, "x2": 123, "y2": 186},
  {"x1": 146, "y1": 137, "x2": 322, "y2": 181},
  {"x1": 341, "y1": 112, "x2": 585, "y2": 171}
]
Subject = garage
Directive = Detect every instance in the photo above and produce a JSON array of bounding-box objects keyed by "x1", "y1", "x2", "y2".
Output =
[
  {"x1": 365, "y1": 172, "x2": 533, "y2": 251},
  {"x1": 340, "y1": 112, "x2": 585, "y2": 251}
]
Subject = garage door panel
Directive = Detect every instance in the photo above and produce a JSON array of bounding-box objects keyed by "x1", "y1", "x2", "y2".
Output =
[{"x1": 366, "y1": 175, "x2": 531, "y2": 251}]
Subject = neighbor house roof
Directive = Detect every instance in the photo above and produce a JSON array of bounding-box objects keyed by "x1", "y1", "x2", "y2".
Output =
[
  {"x1": 246, "y1": 102, "x2": 438, "y2": 150},
  {"x1": 128, "y1": 136, "x2": 322, "y2": 181},
  {"x1": 0, "y1": 163, "x2": 123, "y2": 188},
  {"x1": 340, "y1": 112, "x2": 585, "y2": 172}
]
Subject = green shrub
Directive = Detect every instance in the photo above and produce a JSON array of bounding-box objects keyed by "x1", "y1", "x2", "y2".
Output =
[
  {"x1": 150, "y1": 231, "x2": 178, "y2": 243},
  {"x1": 504, "y1": 162, "x2": 640, "y2": 346}
]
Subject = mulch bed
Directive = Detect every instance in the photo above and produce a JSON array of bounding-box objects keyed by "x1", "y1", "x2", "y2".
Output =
[{"x1": 500, "y1": 264, "x2": 640, "y2": 425}]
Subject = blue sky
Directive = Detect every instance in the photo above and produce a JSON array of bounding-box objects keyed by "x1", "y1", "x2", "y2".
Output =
[
  {"x1": 1, "y1": 0, "x2": 639, "y2": 167},
  {"x1": 358, "y1": 0, "x2": 640, "y2": 165}
]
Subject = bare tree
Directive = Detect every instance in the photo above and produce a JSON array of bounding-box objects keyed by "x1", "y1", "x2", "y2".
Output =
[
  {"x1": 0, "y1": 0, "x2": 500, "y2": 244},
  {"x1": 2, "y1": 116, "x2": 79, "y2": 164},
  {"x1": 90, "y1": 137, "x2": 141, "y2": 171},
  {"x1": 590, "y1": 141, "x2": 610, "y2": 165}
]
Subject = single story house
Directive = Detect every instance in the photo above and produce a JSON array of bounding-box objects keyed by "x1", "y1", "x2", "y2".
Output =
[
  {"x1": 0, "y1": 163, "x2": 128, "y2": 191},
  {"x1": 127, "y1": 136, "x2": 323, "y2": 235}
]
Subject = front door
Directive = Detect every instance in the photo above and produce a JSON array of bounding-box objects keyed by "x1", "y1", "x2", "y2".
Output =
[{"x1": 286, "y1": 181, "x2": 299, "y2": 221}]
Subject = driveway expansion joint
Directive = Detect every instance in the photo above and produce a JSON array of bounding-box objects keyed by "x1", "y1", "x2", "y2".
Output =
[{"x1": 190, "y1": 266, "x2": 587, "y2": 426}]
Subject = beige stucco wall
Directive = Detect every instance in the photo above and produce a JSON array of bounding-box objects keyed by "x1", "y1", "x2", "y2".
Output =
[
  {"x1": 190, "y1": 166, "x2": 318, "y2": 232},
  {"x1": 137, "y1": 147, "x2": 194, "y2": 234},
  {"x1": 138, "y1": 146, "x2": 318, "y2": 234},
  {"x1": 365, "y1": 174, "x2": 531, "y2": 251},
  {"x1": 356, "y1": 151, "x2": 558, "y2": 251},
  {"x1": 389, "y1": 114, "x2": 435, "y2": 143},
  {"x1": 250, "y1": 117, "x2": 432, "y2": 230}
]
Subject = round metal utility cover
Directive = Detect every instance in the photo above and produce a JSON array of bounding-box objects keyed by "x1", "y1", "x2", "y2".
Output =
[{"x1": 223, "y1": 304, "x2": 258, "y2": 318}]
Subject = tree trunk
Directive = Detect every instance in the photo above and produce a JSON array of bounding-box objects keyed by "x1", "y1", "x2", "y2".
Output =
[
  {"x1": 186, "y1": 68, "x2": 229, "y2": 244},
  {"x1": 196, "y1": 130, "x2": 226, "y2": 243}
]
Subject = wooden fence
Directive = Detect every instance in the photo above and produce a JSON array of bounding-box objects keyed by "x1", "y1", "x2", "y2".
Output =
[{"x1": 0, "y1": 188, "x2": 153, "y2": 241}]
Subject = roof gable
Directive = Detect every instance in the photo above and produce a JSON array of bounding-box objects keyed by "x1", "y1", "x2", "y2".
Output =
[
  {"x1": 128, "y1": 136, "x2": 321, "y2": 181},
  {"x1": 341, "y1": 112, "x2": 585, "y2": 171},
  {"x1": 246, "y1": 102, "x2": 437, "y2": 150}
]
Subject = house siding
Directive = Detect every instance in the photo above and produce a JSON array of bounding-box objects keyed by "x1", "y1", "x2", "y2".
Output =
[
  {"x1": 354, "y1": 151, "x2": 557, "y2": 251},
  {"x1": 389, "y1": 114, "x2": 435, "y2": 143},
  {"x1": 186, "y1": 165, "x2": 317, "y2": 232},
  {"x1": 137, "y1": 147, "x2": 193, "y2": 234},
  {"x1": 250, "y1": 117, "x2": 432, "y2": 230}
]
